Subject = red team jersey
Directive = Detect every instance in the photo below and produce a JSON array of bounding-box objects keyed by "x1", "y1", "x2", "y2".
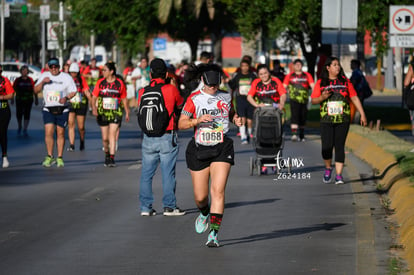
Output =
[
  {"x1": 0, "y1": 77, "x2": 14, "y2": 96},
  {"x1": 248, "y1": 77, "x2": 286, "y2": 104}
]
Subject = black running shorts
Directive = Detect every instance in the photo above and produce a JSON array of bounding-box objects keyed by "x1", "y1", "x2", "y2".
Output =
[
  {"x1": 69, "y1": 103, "x2": 88, "y2": 116},
  {"x1": 186, "y1": 136, "x2": 235, "y2": 171}
]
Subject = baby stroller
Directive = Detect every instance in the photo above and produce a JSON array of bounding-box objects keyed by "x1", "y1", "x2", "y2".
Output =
[{"x1": 249, "y1": 106, "x2": 287, "y2": 176}]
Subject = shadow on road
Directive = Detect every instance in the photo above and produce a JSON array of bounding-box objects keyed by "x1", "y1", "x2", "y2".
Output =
[
  {"x1": 184, "y1": 198, "x2": 280, "y2": 214},
  {"x1": 221, "y1": 222, "x2": 346, "y2": 246}
]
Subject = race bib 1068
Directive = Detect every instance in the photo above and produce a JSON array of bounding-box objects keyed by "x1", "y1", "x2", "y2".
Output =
[
  {"x1": 102, "y1": 97, "x2": 118, "y2": 110},
  {"x1": 45, "y1": 91, "x2": 62, "y2": 105},
  {"x1": 198, "y1": 127, "x2": 224, "y2": 144},
  {"x1": 327, "y1": 101, "x2": 343, "y2": 116}
]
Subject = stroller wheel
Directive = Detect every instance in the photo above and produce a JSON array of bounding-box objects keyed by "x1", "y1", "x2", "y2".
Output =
[
  {"x1": 256, "y1": 159, "x2": 262, "y2": 176},
  {"x1": 249, "y1": 157, "x2": 254, "y2": 176}
]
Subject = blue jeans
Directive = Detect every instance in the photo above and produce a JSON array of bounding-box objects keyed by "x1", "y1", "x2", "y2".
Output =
[{"x1": 139, "y1": 133, "x2": 179, "y2": 211}]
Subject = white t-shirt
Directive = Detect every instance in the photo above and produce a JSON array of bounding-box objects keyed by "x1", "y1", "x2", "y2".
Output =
[
  {"x1": 131, "y1": 67, "x2": 150, "y2": 90},
  {"x1": 182, "y1": 89, "x2": 232, "y2": 146},
  {"x1": 36, "y1": 72, "x2": 77, "y2": 107}
]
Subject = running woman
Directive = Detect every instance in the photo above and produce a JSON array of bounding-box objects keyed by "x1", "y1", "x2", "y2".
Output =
[
  {"x1": 229, "y1": 59, "x2": 257, "y2": 144},
  {"x1": 178, "y1": 64, "x2": 242, "y2": 247},
  {"x1": 12, "y1": 65, "x2": 37, "y2": 136},
  {"x1": 92, "y1": 62, "x2": 130, "y2": 167},
  {"x1": 311, "y1": 56, "x2": 367, "y2": 185},
  {"x1": 67, "y1": 63, "x2": 91, "y2": 151},
  {"x1": 84, "y1": 58, "x2": 102, "y2": 113},
  {"x1": 34, "y1": 58, "x2": 77, "y2": 168},
  {"x1": 283, "y1": 59, "x2": 315, "y2": 141},
  {"x1": 0, "y1": 65, "x2": 15, "y2": 168}
]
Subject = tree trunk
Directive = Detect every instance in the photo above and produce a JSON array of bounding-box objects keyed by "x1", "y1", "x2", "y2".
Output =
[
  {"x1": 211, "y1": 32, "x2": 223, "y2": 63},
  {"x1": 241, "y1": 37, "x2": 256, "y2": 61},
  {"x1": 187, "y1": 36, "x2": 199, "y2": 62},
  {"x1": 299, "y1": 37, "x2": 318, "y2": 78}
]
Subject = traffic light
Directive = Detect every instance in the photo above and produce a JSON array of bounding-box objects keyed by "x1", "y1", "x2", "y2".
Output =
[{"x1": 22, "y1": 4, "x2": 28, "y2": 17}]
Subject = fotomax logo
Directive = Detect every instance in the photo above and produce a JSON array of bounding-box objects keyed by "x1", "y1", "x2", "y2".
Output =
[{"x1": 275, "y1": 151, "x2": 304, "y2": 170}]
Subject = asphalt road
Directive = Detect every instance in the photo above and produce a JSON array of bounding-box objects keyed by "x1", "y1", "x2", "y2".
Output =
[{"x1": 0, "y1": 104, "x2": 390, "y2": 275}]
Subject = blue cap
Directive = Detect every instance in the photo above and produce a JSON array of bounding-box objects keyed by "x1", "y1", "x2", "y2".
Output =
[{"x1": 48, "y1": 58, "x2": 59, "y2": 67}]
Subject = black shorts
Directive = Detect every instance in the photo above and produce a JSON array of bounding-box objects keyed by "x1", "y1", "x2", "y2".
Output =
[
  {"x1": 236, "y1": 96, "x2": 254, "y2": 119},
  {"x1": 96, "y1": 114, "x2": 122, "y2": 127},
  {"x1": 69, "y1": 104, "x2": 88, "y2": 116},
  {"x1": 290, "y1": 100, "x2": 308, "y2": 126},
  {"x1": 186, "y1": 136, "x2": 235, "y2": 171}
]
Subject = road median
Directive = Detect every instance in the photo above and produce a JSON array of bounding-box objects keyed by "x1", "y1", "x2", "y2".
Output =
[{"x1": 346, "y1": 125, "x2": 414, "y2": 272}]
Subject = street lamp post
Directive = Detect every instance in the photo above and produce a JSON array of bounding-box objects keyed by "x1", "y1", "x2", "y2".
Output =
[{"x1": 1, "y1": 0, "x2": 5, "y2": 63}]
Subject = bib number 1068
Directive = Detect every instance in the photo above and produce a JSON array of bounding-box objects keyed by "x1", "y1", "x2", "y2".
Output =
[{"x1": 199, "y1": 131, "x2": 223, "y2": 143}]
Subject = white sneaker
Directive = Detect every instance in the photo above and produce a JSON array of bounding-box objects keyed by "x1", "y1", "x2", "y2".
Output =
[
  {"x1": 291, "y1": 135, "x2": 298, "y2": 142},
  {"x1": 2, "y1": 157, "x2": 9, "y2": 168}
]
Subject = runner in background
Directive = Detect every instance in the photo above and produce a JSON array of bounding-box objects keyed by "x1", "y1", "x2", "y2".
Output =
[
  {"x1": 123, "y1": 61, "x2": 135, "y2": 109},
  {"x1": 62, "y1": 59, "x2": 72, "y2": 73},
  {"x1": 271, "y1": 59, "x2": 286, "y2": 82},
  {"x1": 67, "y1": 63, "x2": 91, "y2": 151},
  {"x1": 311, "y1": 56, "x2": 367, "y2": 185},
  {"x1": 92, "y1": 61, "x2": 129, "y2": 167},
  {"x1": 12, "y1": 65, "x2": 37, "y2": 136},
  {"x1": 247, "y1": 64, "x2": 287, "y2": 110},
  {"x1": 403, "y1": 56, "x2": 414, "y2": 136},
  {"x1": 34, "y1": 58, "x2": 77, "y2": 168},
  {"x1": 83, "y1": 58, "x2": 102, "y2": 113},
  {"x1": 229, "y1": 59, "x2": 257, "y2": 144},
  {"x1": 283, "y1": 59, "x2": 315, "y2": 142},
  {"x1": 235, "y1": 55, "x2": 256, "y2": 74},
  {"x1": 131, "y1": 57, "x2": 150, "y2": 111},
  {"x1": 79, "y1": 60, "x2": 87, "y2": 75},
  {"x1": 0, "y1": 65, "x2": 15, "y2": 168}
]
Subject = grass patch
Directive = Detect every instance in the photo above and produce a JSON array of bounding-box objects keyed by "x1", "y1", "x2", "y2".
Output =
[
  {"x1": 388, "y1": 257, "x2": 408, "y2": 274},
  {"x1": 350, "y1": 125, "x2": 414, "y2": 181}
]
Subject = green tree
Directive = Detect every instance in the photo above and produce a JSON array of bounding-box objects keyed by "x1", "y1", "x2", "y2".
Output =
[
  {"x1": 359, "y1": 0, "x2": 412, "y2": 88},
  {"x1": 268, "y1": 0, "x2": 321, "y2": 77},
  {"x1": 359, "y1": 0, "x2": 413, "y2": 58},
  {"x1": 68, "y1": 0, "x2": 161, "y2": 56},
  {"x1": 158, "y1": 0, "x2": 236, "y2": 62},
  {"x1": 222, "y1": 0, "x2": 321, "y2": 76},
  {"x1": 5, "y1": 12, "x2": 41, "y2": 63}
]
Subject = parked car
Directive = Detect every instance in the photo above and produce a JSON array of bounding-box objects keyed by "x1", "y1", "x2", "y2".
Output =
[
  {"x1": 69, "y1": 45, "x2": 108, "y2": 67},
  {"x1": 0, "y1": 62, "x2": 42, "y2": 83}
]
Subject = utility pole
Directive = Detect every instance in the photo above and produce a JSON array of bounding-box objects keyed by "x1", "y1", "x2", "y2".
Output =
[
  {"x1": 1, "y1": 0, "x2": 4, "y2": 62},
  {"x1": 90, "y1": 31, "x2": 95, "y2": 59},
  {"x1": 58, "y1": 1, "x2": 63, "y2": 65}
]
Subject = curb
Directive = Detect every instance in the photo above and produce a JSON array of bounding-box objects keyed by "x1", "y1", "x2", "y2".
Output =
[{"x1": 346, "y1": 131, "x2": 414, "y2": 272}]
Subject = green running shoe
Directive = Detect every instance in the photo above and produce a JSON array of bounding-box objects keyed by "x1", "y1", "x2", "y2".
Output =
[
  {"x1": 195, "y1": 213, "x2": 209, "y2": 234},
  {"x1": 206, "y1": 230, "x2": 219, "y2": 247},
  {"x1": 56, "y1": 157, "x2": 64, "y2": 168},
  {"x1": 42, "y1": 156, "x2": 56, "y2": 168}
]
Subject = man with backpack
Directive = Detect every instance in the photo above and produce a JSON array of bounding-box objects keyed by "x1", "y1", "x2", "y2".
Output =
[{"x1": 137, "y1": 58, "x2": 186, "y2": 217}]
